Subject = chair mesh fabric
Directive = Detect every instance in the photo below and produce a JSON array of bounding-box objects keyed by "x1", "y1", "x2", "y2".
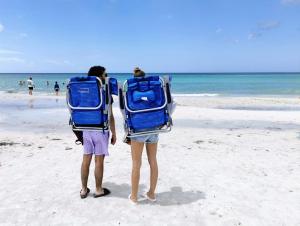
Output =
[
  {"x1": 125, "y1": 76, "x2": 168, "y2": 131},
  {"x1": 68, "y1": 76, "x2": 107, "y2": 127}
]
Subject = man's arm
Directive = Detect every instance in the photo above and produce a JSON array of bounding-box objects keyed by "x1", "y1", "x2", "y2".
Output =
[{"x1": 109, "y1": 105, "x2": 116, "y2": 145}]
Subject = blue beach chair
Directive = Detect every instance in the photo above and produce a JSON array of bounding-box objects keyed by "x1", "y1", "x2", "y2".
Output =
[
  {"x1": 119, "y1": 75, "x2": 174, "y2": 140},
  {"x1": 66, "y1": 76, "x2": 118, "y2": 138}
]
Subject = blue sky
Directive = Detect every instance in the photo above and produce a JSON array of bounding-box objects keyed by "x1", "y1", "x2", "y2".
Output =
[{"x1": 0, "y1": 0, "x2": 299, "y2": 72}]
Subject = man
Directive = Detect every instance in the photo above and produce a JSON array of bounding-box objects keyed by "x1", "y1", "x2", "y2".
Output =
[
  {"x1": 80, "y1": 66, "x2": 117, "y2": 199},
  {"x1": 54, "y1": 81, "x2": 60, "y2": 96},
  {"x1": 27, "y1": 77, "x2": 34, "y2": 95}
]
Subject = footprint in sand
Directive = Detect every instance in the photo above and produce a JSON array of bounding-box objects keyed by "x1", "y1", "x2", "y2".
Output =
[
  {"x1": 194, "y1": 140, "x2": 204, "y2": 144},
  {"x1": 209, "y1": 211, "x2": 217, "y2": 215},
  {"x1": 208, "y1": 140, "x2": 220, "y2": 145},
  {"x1": 0, "y1": 141, "x2": 19, "y2": 146},
  {"x1": 266, "y1": 127, "x2": 282, "y2": 131},
  {"x1": 23, "y1": 143, "x2": 32, "y2": 147}
]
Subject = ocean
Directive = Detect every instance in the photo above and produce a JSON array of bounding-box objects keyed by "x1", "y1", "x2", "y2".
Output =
[{"x1": 0, "y1": 73, "x2": 300, "y2": 96}]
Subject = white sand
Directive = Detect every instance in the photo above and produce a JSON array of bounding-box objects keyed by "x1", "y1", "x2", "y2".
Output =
[{"x1": 0, "y1": 94, "x2": 300, "y2": 226}]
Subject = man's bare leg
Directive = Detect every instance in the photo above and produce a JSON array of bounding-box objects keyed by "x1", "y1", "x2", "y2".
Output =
[
  {"x1": 94, "y1": 155, "x2": 105, "y2": 194},
  {"x1": 146, "y1": 143, "x2": 158, "y2": 200},
  {"x1": 81, "y1": 154, "x2": 92, "y2": 195}
]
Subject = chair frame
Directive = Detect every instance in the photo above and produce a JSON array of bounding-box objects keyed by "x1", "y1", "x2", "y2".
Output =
[
  {"x1": 119, "y1": 75, "x2": 173, "y2": 139},
  {"x1": 67, "y1": 76, "x2": 111, "y2": 131}
]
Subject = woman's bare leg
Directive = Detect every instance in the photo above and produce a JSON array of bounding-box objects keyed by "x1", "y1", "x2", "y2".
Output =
[
  {"x1": 146, "y1": 143, "x2": 158, "y2": 199},
  {"x1": 130, "y1": 141, "x2": 144, "y2": 202}
]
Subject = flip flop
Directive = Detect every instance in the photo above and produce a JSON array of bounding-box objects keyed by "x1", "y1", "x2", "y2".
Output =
[
  {"x1": 93, "y1": 188, "x2": 111, "y2": 198},
  {"x1": 143, "y1": 192, "x2": 156, "y2": 202},
  {"x1": 128, "y1": 194, "x2": 138, "y2": 205},
  {"x1": 80, "y1": 187, "x2": 90, "y2": 199}
]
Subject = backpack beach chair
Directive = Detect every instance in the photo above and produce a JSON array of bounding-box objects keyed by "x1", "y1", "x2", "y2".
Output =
[
  {"x1": 66, "y1": 76, "x2": 118, "y2": 144},
  {"x1": 119, "y1": 75, "x2": 174, "y2": 141}
]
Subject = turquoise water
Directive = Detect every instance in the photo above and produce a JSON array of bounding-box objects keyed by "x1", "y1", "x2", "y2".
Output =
[{"x1": 0, "y1": 73, "x2": 299, "y2": 96}]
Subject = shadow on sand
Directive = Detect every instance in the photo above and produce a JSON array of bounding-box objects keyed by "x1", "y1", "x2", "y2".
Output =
[{"x1": 103, "y1": 182, "x2": 205, "y2": 206}]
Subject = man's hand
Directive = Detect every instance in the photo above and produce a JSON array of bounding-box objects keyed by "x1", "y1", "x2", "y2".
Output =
[{"x1": 111, "y1": 133, "x2": 116, "y2": 145}]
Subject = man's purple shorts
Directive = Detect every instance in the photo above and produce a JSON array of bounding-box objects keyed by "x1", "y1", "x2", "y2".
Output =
[{"x1": 83, "y1": 131, "x2": 109, "y2": 156}]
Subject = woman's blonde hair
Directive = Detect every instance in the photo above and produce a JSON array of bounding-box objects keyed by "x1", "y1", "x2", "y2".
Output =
[{"x1": 133, "y1": 67, "x2": 145, "y2": 77}]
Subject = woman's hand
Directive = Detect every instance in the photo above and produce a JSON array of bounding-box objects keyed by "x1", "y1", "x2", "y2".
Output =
[
  {"x1": 124, "y1": 136, "x2": 131, "y2": 145},
  {"x1": 125, "y1": 140, "x2": 131, "y2": 145},
  {"x1": 111, "y1": 133, "x2": 117, "y2": 145}
]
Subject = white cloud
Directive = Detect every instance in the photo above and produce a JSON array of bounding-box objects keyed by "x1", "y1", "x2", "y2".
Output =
[
  {"x1": 0, "y1": 49, "x2": 23, "y2": 55},
  {"x1": 63, "y1": 60, "x2": 71, "y2": 65},
  {"x1": 0, "y1": 57, "x2": 25, "y2": 63},
  {"x1": 258, "y1": 21, "x2": 280, "y2": 30},
  {"x1": 248, "y1": 33, "x2": 255, "y2": 40},
  {"x1": 215, "y1": 28, "x2": 223, "y2": 33},
  {"x1": 45, "y1": 59, "x2": 71, "y2": 65},
  {"x1": 248, "y1": 32, "x2": 262, "y2": 40},
  {"x1": 281, "y1": 0, "x2": 300, "y2": 5},
  {"x1": 45, "y1": 60, "x2": 61, "y2": 65},
  {"x1": 19, "y1": 33, "x2": 28, "y2": 38},
  {"x1": 166, "y1": 14, "x2": 173, "y2": 20},
  {"x1": 227, "y1": 38, "x2": 239, "y2": 44},
  {"x1": 0, "y1": 23, "x2": 4, "y2": 32},
  {"x1": 247, "y1": 20, "x2": 280, "y2": 41},
  {"x1": 233, "y1": 39, "x2": 239, "y2": 44}
]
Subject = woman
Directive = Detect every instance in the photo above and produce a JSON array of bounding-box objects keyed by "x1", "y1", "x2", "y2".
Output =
[{"x1": 129, "y1": 67, "x2": 159, "y2": 204}]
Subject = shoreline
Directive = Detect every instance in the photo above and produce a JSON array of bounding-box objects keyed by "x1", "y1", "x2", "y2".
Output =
[
  {"x1": 1, "y1": 91, "x2": 300, "y2": 100},
  {"x1": 1, "y1": 92, "x2": 300, "y2": 112},
  {"x1": 1, "y1": 90, "x2": 300, "y2": 97}
]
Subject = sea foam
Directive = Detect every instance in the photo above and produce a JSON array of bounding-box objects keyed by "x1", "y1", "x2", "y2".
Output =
[{"x1": 173, "y1": 93, "x2": 219, "y2": 97}]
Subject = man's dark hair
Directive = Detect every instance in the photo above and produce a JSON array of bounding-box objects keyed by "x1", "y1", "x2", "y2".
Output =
[{"x1": 88, "y1": 66, "x2": 106, "y2": 78}]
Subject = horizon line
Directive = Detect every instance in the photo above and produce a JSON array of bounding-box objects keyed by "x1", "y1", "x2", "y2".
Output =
[{"x1": 0, "y1": 71, "x2": 300, "y2": 74}]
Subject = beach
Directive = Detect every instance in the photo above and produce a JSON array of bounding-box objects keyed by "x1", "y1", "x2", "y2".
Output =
[{"x1": 0, "y1": 93, "x2": 300, "y2": 226}]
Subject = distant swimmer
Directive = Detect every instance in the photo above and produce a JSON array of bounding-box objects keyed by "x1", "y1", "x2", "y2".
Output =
[
  {"x1": 27, "y1": 77, "x2": 35, "y2": 95},
  {"x1": 54, "y1": 81, "x2": 60, "y2": 96},
  {"x1": 47, "y1": 81, "x2": 49, "y2": 86}
]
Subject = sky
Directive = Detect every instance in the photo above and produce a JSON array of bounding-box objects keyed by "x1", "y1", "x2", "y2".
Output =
[{"x1": 0, "y1": 0, "x2": 299, "y2": 73}]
